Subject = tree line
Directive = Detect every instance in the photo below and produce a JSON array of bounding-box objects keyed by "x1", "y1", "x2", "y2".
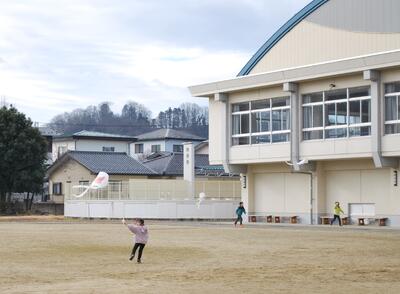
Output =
[{"x1": 49, "y1": 101, "x2": 209, "y2": 138}]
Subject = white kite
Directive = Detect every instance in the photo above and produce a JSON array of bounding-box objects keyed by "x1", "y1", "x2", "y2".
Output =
[
  {"x1": 72, "y1": 171, "x2": 109, "y2": 198},
  {"x1": 197, "y1": 192, "x2": 206, "y2": 209}
]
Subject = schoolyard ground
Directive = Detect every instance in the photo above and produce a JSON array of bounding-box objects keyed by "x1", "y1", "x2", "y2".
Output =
[{"x1": 1, "y1": 218, "x2": 400, "y2": 294}]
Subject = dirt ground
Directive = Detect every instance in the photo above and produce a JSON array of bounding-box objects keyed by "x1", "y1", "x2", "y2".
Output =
[{"x1": 1, "y1": 221, "x2": 400, "y2": 294}]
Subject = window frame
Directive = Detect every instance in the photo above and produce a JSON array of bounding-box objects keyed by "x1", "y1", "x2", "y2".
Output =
[
  {"x1": 302, "y1": 87, "x2": 371, "y2": 141},
  {"x1": 102, "y1": 146, "x2": 115, "y2": 152},
  {"x1": 231, "y1": 96, "x2": 290, "y2": 146},
  {"x1": 151, "y1": 144, "x2": 161, "y2": 152},
  {"x1": 384, "y1": 86, "x2": 400, "y2": 135},
  {"x1": 52, "y1": 182, "x2": 62, "y2": 195},
  {"x1": 134, "y1": 143, "x2": 144, "y2": 154},
  {"x1": 173, "y1": 144, "x2": 183, "y2": 153}
]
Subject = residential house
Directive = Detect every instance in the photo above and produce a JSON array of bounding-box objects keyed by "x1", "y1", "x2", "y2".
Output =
[{"x1": 52, "y1": 130, "x2": 135, "y2": 162}]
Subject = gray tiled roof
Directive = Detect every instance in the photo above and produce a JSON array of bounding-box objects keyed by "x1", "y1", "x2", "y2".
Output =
[
  {"x1": 142, "y1": 152, "x2": 220, "y2": 176},
  {"x1": 136, "y1": 128, "x2": 205, "y2": 141},
  {"x1": 53, "y1": 151, "x2": 157, "y2": 175}
]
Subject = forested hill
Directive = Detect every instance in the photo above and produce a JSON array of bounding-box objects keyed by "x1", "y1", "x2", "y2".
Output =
[{"x1": 49, "y1": 101, "x2": 209, "y2": 138}]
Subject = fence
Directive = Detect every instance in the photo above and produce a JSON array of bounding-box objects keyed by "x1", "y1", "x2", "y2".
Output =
[{"x1": 65, "y1": 179, "x2": 241, "y2": 201}]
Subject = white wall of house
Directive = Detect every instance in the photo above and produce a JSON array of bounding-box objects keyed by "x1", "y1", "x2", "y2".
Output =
[
  {"x1": 130, "y1": 139, "x2": 202, "y2": 157},
  {"x1": 52, "y1": 140, "x2": 76, "y2": 162},
  {"x1": 75, "y1": 139, "x2": 129, "y2": 154},
  {"x1": 52, "y1": 139, "x2": 130, "y2": 161}
]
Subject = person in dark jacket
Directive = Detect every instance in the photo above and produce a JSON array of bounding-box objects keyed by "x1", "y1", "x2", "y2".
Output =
[{"x1": 234, "y1": 202, "x2": 246, "y2": 227}]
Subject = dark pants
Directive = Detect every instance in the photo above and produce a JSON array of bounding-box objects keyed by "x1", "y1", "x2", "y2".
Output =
[
  {"x1": 234, "y1": 215, "x2": 243, "y2": 225},
  {"x1": 331, "y1": 214, "x2": 342, "y2": 226},
  {"x1": 131, "y1": 243, "x2": 146, "y2": 261}
]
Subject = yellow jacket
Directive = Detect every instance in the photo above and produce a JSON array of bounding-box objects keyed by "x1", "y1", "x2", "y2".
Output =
[{"x1": 334, "y1": 206, "x2": 344, "y2": 215}]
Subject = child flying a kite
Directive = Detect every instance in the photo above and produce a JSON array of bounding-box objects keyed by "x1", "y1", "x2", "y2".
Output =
[{"x1": 122, "y1": 218, "x2": 149, "y2": 263}]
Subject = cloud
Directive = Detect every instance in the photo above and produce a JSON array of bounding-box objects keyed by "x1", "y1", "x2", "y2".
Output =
[{"x1": 0, "y1": 0, "x2": 310, "y2": 122}]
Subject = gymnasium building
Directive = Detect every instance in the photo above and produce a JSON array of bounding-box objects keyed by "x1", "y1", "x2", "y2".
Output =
[{"x1": 189, "y1": 0, "x2": 400, "y2": 226}]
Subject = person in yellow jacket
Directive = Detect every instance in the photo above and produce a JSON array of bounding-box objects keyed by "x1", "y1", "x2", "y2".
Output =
[{"x1": 330, "y1": 201, "x2": 344, "y2": 226}]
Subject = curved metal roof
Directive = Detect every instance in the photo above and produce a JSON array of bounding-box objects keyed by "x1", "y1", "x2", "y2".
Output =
[{"x1": 238, "y1": 0, "x2": 329, "y2": 76}]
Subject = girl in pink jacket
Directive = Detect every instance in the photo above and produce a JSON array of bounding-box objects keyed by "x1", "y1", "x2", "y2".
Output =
[{"x1": 122, "y1": 218, "x2": 148, "y2": 263}]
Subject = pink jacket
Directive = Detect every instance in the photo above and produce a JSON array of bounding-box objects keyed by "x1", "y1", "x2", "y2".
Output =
[{"x1": 127, "y1": 224, "x2": 149, "y2": 244}]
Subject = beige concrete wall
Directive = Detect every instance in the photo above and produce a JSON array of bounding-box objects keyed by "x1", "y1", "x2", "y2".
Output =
[
  {"x1": 322, "y1": 159, "x2": 400, "y2": 216},
  {"x1": 208, "y1": 97, "x2": 224, "y2": 165}
]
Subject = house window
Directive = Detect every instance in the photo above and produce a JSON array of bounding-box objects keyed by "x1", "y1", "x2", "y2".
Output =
[
  {"x1": 102, "y1": 147, "x2": 115, "y2": 152},
  {"x1": 57, "y1": 146, "x2": 67, "y2": 158},
  {"x1": 173, "y1": 144, "x2": 183, "y2": 152},
  {"x1": 384, "y1": 82, "x2": 400, "y2": 134},
  {"x1": 52, "y1": 182, "x2": 62, "y2": 195},
  {"x1": 109, "y1": 180, "x2": 122, "y2": 192},
  {"x1": 79, "y1": 181, "x2": 89, "y2": 186},
  {"x1": 135, "y1": 144, "x2": 144, "y2": 154},
  {"x1": 302, "y1": 86, "x2": 371, "y2": 140},
  {"x1": 151, "y1": 144, "x2": 161, "y2": 152},
  {"x1": 231, "y1": 97, "x2": 290, "y2": 146}
]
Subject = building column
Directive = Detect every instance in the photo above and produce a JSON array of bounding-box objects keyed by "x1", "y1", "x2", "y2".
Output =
[
  {"x1": 183, "y1": 142, "x2": 195, "y2": 199},
  {"x1": 363, "y1": 70, "x2": 398, "y2": 168},
  {"x1": 283, "y1": 82, "x2": 300, "y2": 170}
]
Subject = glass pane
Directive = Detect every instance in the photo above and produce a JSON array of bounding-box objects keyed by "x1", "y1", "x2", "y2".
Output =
[
  {"x1": 232, "y1": 115, "x2": 240, "y2": 135},
  {"x1": 251, "y1": 99, "x2": 270, "y2": 110},
  {"x1": 251, "y1": 135, "x2": 270, "y2": 144},
  {"x1": 252, "y1": 112, "x2": 270, "y2": 133},
  {"x1": 241, "y1": 114, "x2": 249, "y2": 133},
  {"x1": 361, "y1": 100, "x2": 371, "y2": 123},
  {"x1": 349, "y1": 86, "x2": 370, "y2": 98},
  {"x1": 325, "y1": 128, "x2": 347, "y2": 139},
  {"x1": 272, "y1": 133, "x2": 289, "y2": 143},
  {"x1": 385, "y1": 123, "x2": 400, "y2": 134},
  {"x1": 232, "y1": 102, "x2": 249, "y2": 112},
  {"x1": 260, "y1": 111, "x2": 270, "y2": 132},
  {"x1": 272, "y1": 110, "x2": 281, "y2": 131},
  {"x1": 336, "y1": 102, "x2": 347, "y2": 125},
  {"x1": 303, "y1": 106, "x2": 312, "y2": 128},
  {"x1": 325, "y1": 104, "x2": 336, "y2": 126},
  {"x1": 385, "y1": 82, "x2": 400, "y2": 94},
  {"x1": 385, "y1": 96, "x2": 397, "y2": 121},
  {"x1": 251, "y1": 113, "x2": 260, "y2": 133},
  {"x1": 272, "y1": 97, "x2": 290, "y2": 107},
  {"x1": 313, "y1": 105, "x2": 323, "y2": 127},
  {"x1": 349, "y1": 126, "x2": 370, "y2": 137},
  {"x1": 302, "y1": 92, "x2": 323, "y2": 104},
  {"x1": 232, "y1": 136, "x2": 250, "y2": 146},
  {"x1": 349, "y1": 100, "x2": 360, "y2": 124},
  {"x1": 398, "y1": 96, "x2": 400, "y2": 120},
  {"x1": 282, "y1": 109, "x2": 290, "y2": 130},
  {"x1": 303, "y1": 130, "x2": 323, "y2": 140},
  {"x1": 325, "y1": 89, "x2": 347, "y2": 101}
]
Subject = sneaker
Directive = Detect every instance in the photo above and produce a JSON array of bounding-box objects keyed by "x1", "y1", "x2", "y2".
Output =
[
  {"x1": 137, "y1": 260, "x2": 142, "y2": 264},
  {"x1": 129, "y1": 255, "x2": 134, "y2": 261}
]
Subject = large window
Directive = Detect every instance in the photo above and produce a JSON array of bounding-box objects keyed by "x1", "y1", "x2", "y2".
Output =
[
  {"x1": 52, "y1": 182, "x2": 62, "y2": 195},
  {"x1": 173, "y1": 144, "x2": 183, "y2": 152},
  {"x1": 231, "y1": 97, "x2": 290, "y2": 146},
  {"x1": 151, "y1": 144, "x2": 161, "y2": 152},
  {"x1": 135, "y1": 143, "x2": 144, "y2": 154},
  {"x1": 384, "y1": 82, "x2": 400, "y2": 134},
  {"x1": 302, "y1": 86, "x2": 371, "y2": 140}
]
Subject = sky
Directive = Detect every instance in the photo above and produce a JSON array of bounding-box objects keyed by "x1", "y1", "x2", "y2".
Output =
[{"x1": 0, "y1": 0, "x2": 310, "y2": 122}]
